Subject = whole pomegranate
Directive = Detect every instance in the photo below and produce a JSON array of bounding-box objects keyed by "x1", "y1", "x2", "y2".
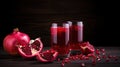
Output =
[{"x1": 3, "y1": 28, "x2": 30, "y2": 56}]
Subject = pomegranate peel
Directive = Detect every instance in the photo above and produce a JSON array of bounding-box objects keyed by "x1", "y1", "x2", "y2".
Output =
[
  {"x1": 36, "y1": 49, "x2": 58, "y2": 62},
  {"x1": 18, "y1": 37, "x2": 43, "y2": 58},
  {"x1": 80, "y1": 41, "x2": 95, "y2": 55}
]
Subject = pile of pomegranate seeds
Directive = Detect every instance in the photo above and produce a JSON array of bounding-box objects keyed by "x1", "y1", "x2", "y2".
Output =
[{"x1": 58, "y1": 43, "x2": 119, "y2": 67}]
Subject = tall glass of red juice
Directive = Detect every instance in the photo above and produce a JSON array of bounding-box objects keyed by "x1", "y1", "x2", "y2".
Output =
[
  {"x1": 68, "y1": 21, "x2": 83, "y2": 50},
  {"x1": 51, "y1": 23, "x2": 69, "y2": 58}
]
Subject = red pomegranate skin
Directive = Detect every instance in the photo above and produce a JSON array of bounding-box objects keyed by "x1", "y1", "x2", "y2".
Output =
[
  {"x1": 3, "y1": 28, "x2": 30, "y2": 55},
  {"x1": 36, "y1": 49, "x2": 58, "y2": 62}
]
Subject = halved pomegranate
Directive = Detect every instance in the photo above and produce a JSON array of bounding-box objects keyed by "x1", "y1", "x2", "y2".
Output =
[
  {"x1": 79, "y1": 41, "x2": 95, "y2": 55},
  {"x1": 36, "y1": 49, "x2": 58, "y2": 62},
  {"x1": 18, "y1": 37, "x2": 43, "y2": 58}
]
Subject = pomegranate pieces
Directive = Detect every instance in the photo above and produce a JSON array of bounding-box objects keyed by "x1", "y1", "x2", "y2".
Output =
[
  {"x1": 17, "y1": 37, "x2": 58, "y2": 62},
  {"x1": 36, "y1": 49, "x2": 58, "y2": 62},
  {"x1": 18, "y1": 38, "x2": 43, "y2": 58},
  {"x1": 80, "y1": 41, "x2": 95, "y2": 55}
]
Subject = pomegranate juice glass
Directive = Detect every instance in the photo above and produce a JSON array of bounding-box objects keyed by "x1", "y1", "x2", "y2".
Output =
[
  {"x1": 68, "y1": 21, "x2": 83, "y2": 50},
  {"x1": 50, "y1": 23, "x2": 69, "y2": 58}
]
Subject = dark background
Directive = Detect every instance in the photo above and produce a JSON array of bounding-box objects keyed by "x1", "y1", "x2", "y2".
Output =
[{"x1": 0, "y1": 0, "x2": 119, "y2": 48}]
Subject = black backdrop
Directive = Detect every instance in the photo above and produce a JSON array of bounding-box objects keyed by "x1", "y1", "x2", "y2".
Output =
[{"x1": 0, "y1": 0, "x2": 119, "y2": 48}]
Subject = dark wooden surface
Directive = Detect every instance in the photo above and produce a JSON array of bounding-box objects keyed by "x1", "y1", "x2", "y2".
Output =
[
  {"x1": 0, "y1": 0, "x2": 119, "y2": 47},
  {"x1": 0, "y1": 47, "x2": 120, "y2": 67}
]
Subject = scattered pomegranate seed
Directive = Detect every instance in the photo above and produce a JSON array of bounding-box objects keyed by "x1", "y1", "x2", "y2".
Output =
[
  {"x1": 81, "y1": 63, "x2": 85, "y2": 67},
  {"x1": 95, "y1": 49, "x2": 100, "y2": 55},
  {"x1": 59, "y1": 42, "x2": 119, "y2": 67},
  {"x1": 96, "y1": 56, "x2": 101, "y2": 61},
  {"x1": 57, "y1": 58, "x2": 61, "y2": 62},
  {"x1": 61, "y1": 62, "x2": 65, "y2": 67}
]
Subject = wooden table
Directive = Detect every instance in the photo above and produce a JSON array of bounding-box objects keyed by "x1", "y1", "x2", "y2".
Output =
[{"x1": 0, "y1": 47, "x2": 120, "y2": 67}]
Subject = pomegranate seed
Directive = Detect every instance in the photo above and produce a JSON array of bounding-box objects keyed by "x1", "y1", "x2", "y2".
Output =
[
  {"x1": 81, "y1": 63, "x2": 85, "y2": 67},
  {"x1": 84, "y1": 56, "x2": 89, "y2": 60},
  {"x1": 102, "y1": 52, "x2": 106, "y2": 55},
  {"x1": 100, "y1": 48, "x2": 105, "y2": 52},
  {"x1": 97, "y1": 58, "x2": 101, "y2": 61},
  {"x1": 75, "y1": 56, "x2": 79, "y2": 59},
  {"x1": 57, "y1": 58, "x2": 61, "y2": 62},
  {"x1": 61, "y1": 62, "x2": 65, "y2": 67},
  {"x1": 96, "y1": 49, "x2": 100, "y2": 55},
  {"x1": 81, "y1": 55, "x2": 85, "y2": 60},
  {"x1": 64, "y1": 58, "x2": 70, "y2": 63},
  {"x1": 97, "y1": 56, "x2": 101, "y2": 61}
]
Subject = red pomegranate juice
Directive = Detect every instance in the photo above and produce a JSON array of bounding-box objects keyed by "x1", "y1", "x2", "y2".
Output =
[
  {"x1": 68, "y1": 21, "x2": 83, "y2": 50},
  {"x1": 51, "y1": 23, "x2": 69, "y2": 57}
]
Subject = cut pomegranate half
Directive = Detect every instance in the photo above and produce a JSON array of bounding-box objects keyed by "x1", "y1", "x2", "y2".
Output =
[
  {"x1": 18, "y1": 37, "x2": 43, "y2": 58},
  {"x1": 36, "y1": 49, "x2": 58, "y2": 62},
  {"x1": 80, "y1": 41, "x2": 95, "y2": 55}
]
